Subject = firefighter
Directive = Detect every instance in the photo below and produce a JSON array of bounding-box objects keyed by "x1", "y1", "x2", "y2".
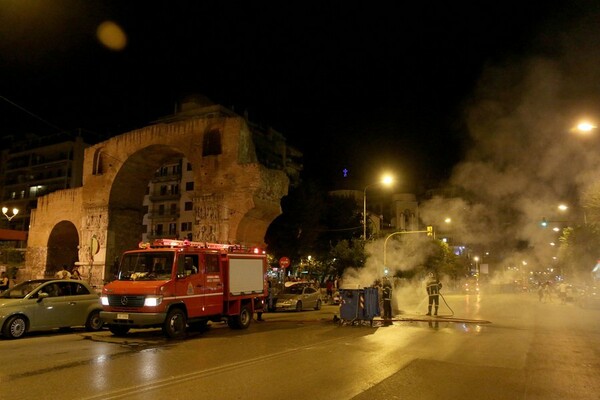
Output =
[
  {"x1": 425, "y1": 272, "x2": 442, "y2": 316},
  {"x1": 382, "y1": 277, "x2": 393, "y2": 323}
]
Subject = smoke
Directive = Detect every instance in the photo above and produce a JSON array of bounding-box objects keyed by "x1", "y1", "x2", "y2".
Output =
[
  {"x1": 343, "y1": 7, "x2": 600, "y2": 290},
  {"x1": 419, "y1": 11, "x2": 600, "y2": 275}
]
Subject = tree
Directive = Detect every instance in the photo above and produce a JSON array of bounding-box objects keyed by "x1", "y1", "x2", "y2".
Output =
[
  {"x1": 265, "y1": 180, "x2": 365, "y2": 276},
  {"x1": 558, "y1": 225, "x2": 600, "y2": 281}
]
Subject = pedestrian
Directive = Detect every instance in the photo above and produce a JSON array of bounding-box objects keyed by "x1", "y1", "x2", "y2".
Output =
[
  {"x1": 326, "y1": 278, "x2": 334, "y2": 303},
  {"x1": 55, "y1": 265, "x2": 71, "y2": 280},
  {"x1": 71, "y1": 266, "x2": 82, "y2": 280},
  {"x1": 382, "y1": 277, "x2": 392, "y2": 323},
  {"x1": 425, "y1": 272, "x2": 442, "y2": 316},
  {"x1": 558, "y1": 282, "x2": 568, "y2": 304},
  {"x1": 0, "y1": 271, "x2": 9, "y2": 292},
  {"x1": 537, "y1": 283, "x2": 544, "y2": 302},
  {"x1": 543, "y1": 282, "x2": 553, "y2": 303}
]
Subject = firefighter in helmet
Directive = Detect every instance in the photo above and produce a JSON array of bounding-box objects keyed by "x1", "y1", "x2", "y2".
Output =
[
  {"x1": 382, "y1": 277, "x2": 393, "y2": 323},
  {"x1": 425, "y1": 272, "x2": 442, "y2": 316}
]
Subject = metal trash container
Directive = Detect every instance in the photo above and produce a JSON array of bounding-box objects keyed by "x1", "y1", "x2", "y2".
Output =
[{"x1": 339, "y1": 287, "x2": 380, "y2": 325}]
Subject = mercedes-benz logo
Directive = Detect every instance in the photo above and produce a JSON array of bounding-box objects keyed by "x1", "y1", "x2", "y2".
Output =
[{"x1": 120, "y1": 296, "x2": 128, "y2": 305}]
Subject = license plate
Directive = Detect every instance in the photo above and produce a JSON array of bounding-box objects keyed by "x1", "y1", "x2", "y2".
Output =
[{"x1": 117, "y1": 313, "x2": 129, "y2": 320}]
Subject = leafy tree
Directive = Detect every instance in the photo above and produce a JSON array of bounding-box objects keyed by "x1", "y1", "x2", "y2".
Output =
[
  {"x1": 265, "y1": 181, "x2": 364, "y2": 277},
  {"x1": 558, "y1": 225, "x2": 600, "y2": 281},
  {"x1": 330, "y1": 239, "x2": 365, "y2": 277}
]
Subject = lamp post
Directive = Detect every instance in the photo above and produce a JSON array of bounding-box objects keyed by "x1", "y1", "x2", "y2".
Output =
[
  {"x1": 2, "y1": 207, "x2": 18, "y2": 222},
  {"x1": 363, "y1": 175, "x2": 394, "y2": 240}
]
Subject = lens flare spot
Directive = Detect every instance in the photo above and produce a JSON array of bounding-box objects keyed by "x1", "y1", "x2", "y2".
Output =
[{"x1": 97, "y1": 21, "x2": 127, "y2": 51}]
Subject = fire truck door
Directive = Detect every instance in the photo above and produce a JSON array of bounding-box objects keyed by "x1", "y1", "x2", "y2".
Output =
[
  {"x1": 175, "y1": 254, "x2": 204, "y2": 317},
  {"x1": 202, "y1": 253, "x2": 224, "y2": 315}
]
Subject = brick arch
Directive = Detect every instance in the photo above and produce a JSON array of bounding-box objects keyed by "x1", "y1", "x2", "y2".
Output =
[
  {"x1": 45, "y1": 220, "x2": 79, "y2": 277},
  {"x1": 26, "y1": 112, "x2": 290, "y2": 285}
]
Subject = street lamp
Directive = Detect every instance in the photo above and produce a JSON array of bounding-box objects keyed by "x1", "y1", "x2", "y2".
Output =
[
  {"x1": 363, "y1": 175, "x2": 394, "y2": 240},
  {"x1": 2, "y1": 207, "x2": 18, "y2": 221}
]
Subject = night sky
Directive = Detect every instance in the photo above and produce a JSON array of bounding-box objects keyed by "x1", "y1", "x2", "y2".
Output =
[{"x1": 0, "y1": 0, "x2": 588, "y2": 191}]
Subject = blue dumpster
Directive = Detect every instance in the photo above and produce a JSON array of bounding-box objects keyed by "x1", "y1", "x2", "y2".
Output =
[{"x1": 339, "y1": 287, "x2": 380, "y2": 325}]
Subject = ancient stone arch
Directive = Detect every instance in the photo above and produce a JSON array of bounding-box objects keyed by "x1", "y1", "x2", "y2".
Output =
[{"x1": 25, "y1": 107, "x2": 290, "y2": 285}]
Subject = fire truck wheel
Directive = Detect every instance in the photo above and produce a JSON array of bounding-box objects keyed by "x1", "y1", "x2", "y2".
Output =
[
  {"x1": 163, "y1": 308, "x2": 187, "y2": 339},
  {"x1": 228, "y1": 304, "x2": 252, "y2": 329},
  {"x1": 108, "y1": 325, "x2": 130, "y2": 336}
]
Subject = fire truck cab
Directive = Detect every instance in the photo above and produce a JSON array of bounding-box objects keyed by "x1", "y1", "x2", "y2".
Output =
[{"x1": 100, "y1": 239, "x2": 267, "y2": 339}]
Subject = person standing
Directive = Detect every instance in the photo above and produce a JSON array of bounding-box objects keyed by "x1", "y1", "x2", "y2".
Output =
[
  {"x1": 426, "y1": 272, "x2": 442, "y2": 316},
  {"x1": 55, "y1": 265, "x2": 71, "y2": 280},
  {"x1": 0, "y1": 271, "x2": 9, "y2": 292},
  {"x1": 382, "y1": 277, "x2": 393, "y2": 323},
  {"x1": 71, "y1": 266, "x2": 82, "y2": 280},
  {"x1": 326, "y1": 278, "x2": 334, "y2": 303}
]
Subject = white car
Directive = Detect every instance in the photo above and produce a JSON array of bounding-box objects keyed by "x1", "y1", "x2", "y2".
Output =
[{"x1": 274, "y1": 283, "x2": 322, "y2": 311}]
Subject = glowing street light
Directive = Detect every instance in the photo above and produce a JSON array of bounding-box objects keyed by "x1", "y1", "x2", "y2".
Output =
[
  {"x1": 363, "y1": 174, "x2": 394, "y2": 240},
  {"x1": 575, "y1": 121, "x2": 597, "y2": 133},
  {"x1": 2, "y1": 207, "x2": 18, "y2": 221}
]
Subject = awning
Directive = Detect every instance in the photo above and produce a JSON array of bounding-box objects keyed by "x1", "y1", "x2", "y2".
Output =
[{"x1": 0, "y1": 229, "x2": 27, "y2": 241}]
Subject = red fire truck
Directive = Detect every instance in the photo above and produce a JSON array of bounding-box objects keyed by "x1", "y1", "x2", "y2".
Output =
[{"x1": 100, "y1": 239, "x2": 267, "y2": 339}]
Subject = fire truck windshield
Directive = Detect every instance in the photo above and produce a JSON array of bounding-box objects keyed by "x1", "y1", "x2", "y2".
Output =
[{"x1": 118, "y1": 252, "x2": 174, "y2": 281}]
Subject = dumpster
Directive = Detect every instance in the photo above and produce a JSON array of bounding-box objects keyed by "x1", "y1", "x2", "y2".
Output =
[{"x1": 339, "y1": 287, "x2": 380, "y2": 325}]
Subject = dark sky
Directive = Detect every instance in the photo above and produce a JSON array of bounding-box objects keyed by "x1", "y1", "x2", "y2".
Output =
[{"x1": 0, "y1": 0, "x2": 585, "y2": 191}]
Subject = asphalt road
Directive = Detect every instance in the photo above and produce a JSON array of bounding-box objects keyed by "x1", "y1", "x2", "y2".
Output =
[{"x1": 1, "y1": 291, "x2": 599, "y2": 400}]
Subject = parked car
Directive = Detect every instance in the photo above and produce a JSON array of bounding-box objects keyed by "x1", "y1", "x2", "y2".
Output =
[
  {"x1": 0, "y1": 279, "x2": 104, "y2": 339},
  {"x1": 274, "y1": 283, "x2": 322, "y2": 311}
]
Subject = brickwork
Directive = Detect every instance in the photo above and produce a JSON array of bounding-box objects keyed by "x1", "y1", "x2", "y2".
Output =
[{"x1": 25, "y1": 107, "x2": 290, "y2": 285}]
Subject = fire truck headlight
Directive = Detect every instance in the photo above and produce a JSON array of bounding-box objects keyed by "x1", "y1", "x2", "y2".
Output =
[
  {"x1": 144, "y1": 295, "x2": 163, "y2": 307},
  {"x1": 100, "y1": 296, "x2": 109, "y2": 306}
]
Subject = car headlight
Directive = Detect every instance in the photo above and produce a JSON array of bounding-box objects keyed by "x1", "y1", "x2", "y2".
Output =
[
  {"x1": 100, "y1": 296, "x2": 109, "y2": 306},
  {"x1": 144, "y1": 295, "x2": 163, "y2": 307}
]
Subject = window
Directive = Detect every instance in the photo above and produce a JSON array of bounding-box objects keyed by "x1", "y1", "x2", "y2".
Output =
[
  {"x1": 205, "y1": 254, "x2": 220, "y2": 273},
  {"x1": 158, "y1": 204, "x2": 165, "y2": 215},
  {"x1": 170, "y1": 203, "x2": 177, "y2": 215},
  {"x1": 187, "y1": 162, "x2": 192, "y2": 171},
  {"x1": 155, "y1": 224, "x2": 163, "y2": 235},
  {"x1": 168, "y1": 223, "x2": 176, "y2": 235},
  {"x1": 181, "y1": 222, "x2": 192, "y2": 231},
  {"x1": 202, "y1": 129, "x2": 222, "y2": 156},
  {"x1": 185, "y1": 182, "x2": 194, "y2": 191},
  {"x1": 184, "y1": 202, "x2": 193, "y2": 211}
]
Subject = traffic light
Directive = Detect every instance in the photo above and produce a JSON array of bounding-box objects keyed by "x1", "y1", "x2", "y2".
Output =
[
  {"x1": 426, "y1": 225, "x2": 433, "y2": 237},
  {"x1": 540, "y1": 218, "x2": 548, "y2": 228}
]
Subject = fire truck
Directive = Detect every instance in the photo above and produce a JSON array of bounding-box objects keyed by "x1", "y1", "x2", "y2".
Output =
[{"x1": 99, "y1": 239, "x2": 267, "y2": 339}]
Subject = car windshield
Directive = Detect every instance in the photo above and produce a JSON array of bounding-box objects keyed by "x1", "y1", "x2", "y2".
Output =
[
  {"x1": 0, "y1": 280, "x2": 45, "y2": 299},
  {"x1": 117, "y1": 252, "x2": 174, "y2": 281},
  {"x1": 283, "y1": 284, "x2": 307, "y2": 295}
]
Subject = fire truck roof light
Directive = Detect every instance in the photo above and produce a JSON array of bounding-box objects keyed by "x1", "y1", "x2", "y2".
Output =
[{"x1": 148, "y1": 239, "x2": 260, "y2": 253}]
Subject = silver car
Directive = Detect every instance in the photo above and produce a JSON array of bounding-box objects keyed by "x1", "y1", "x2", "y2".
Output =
[
  {"x1": 274, "y1": 283, "x2": 322, "y2": 311},
  {"x1": 0, "y1": 279, "x2": 104, "y2": 339}
]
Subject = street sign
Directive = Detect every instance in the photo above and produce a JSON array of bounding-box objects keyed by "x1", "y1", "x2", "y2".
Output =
[{"x1": 279, "y1": 256, "x2": 291, "y2": 268}]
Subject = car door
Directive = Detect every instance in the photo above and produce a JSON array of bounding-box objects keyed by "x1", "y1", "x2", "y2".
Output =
[
  {"x1": 302, "y1": 286, "x2": 317, "y2": 308},
  {"x1": 174, "y1": 254, "x2": 204, "y2": 317},
  {"x1": 31, "y1": 282, "x2": 72, "y2": 330},
  {"x1": 201, "y1": 253, "x2": 224, "y2": 316}
]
